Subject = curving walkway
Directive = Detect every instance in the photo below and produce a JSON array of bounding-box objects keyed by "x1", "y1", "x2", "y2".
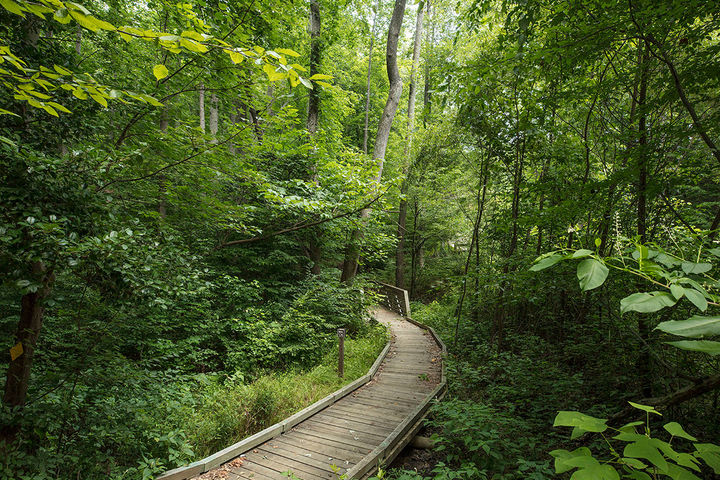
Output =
[{"x1": 193, "y1": 307, "x2": 442, "y2": 480}]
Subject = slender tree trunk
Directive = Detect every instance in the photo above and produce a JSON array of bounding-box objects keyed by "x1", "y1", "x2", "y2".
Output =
[
  {"x1": 636, "y1": 41, "x2": 652, "y2": 399},
  {"x1": 341, "y1": 0, "x2": 407, "y2": 283},
  {"x1": 363, "y1": 0, "x2": 381, "y2": 154},
  {"x1": 209, "y1": 93, "x2": 219, "y2": 142},
  {"x1": 199, "y1": 82, "x2": 206, "y2": 132},
  {"x1": 422, "y1": 0, "x2": 432, "y2": 128},
  {"x1": 306, "y1": 0, "x2": 323, "y2": 275},
  {"x1": 395, "y1": 3, "x2": 423, "y2": 289},
  {"x1": 454, "y1": 153, "x2": 488, "y2": 346}
]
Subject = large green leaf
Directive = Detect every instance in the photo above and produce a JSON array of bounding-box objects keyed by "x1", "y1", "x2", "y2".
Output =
[
  {"x1": 683, "y1": 288, "x2": 707, "y2": 312},
  {"x1": 624, "y1": 437, "x2": 668, "y2": 472},
  {"x1": 570, "y1": 464, "x2": 620, "y2": 480},
  {"x1": 628, "y1": 402, "x2": 661, "y2": 416},
  {"x1": 554, "y1": 411, "x2": 608, "y2": 432},
  {"x1": 655, "y1": 316, "x2": 720, "y2": 338},
  {"x1": 576, "y1": 258, "x2": 609, "y2": 291},
  {"x1": 664, "y1": 422, "x2": 698, "y2": 441},
  {"x1": 620, "y1": 292, "x2": 677, "y2": 314},
  {"x1": 665, "y1": 463, "x2": 702, "y2": 480},
  {"x1": 681, "y1": 261, "x2": 712, "y2": 275},
  {"x1": 153, "y1": 64, "x2": 169, "y2": 80},
  {"x1": 694, "y1": 444, "x2": 720, "y2": 474},
  {"x1": 550, "y1": 448, "x2": 593, "y2": 474},
  {"x1": 530, "y1": 253, "x2": 565, "y2": 271},
  {"x1": 666, "y1": 340, "x2": 720, "y2": 355}
]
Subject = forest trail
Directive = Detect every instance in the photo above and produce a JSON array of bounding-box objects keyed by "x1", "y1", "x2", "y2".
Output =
[{"x1": 194, "y1": 307, "x2": 442, "y2": 480}]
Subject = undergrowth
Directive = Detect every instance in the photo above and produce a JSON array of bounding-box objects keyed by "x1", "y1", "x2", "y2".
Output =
[{"x1": 186, "y1": 321, "x2": 388, "y2": 457}]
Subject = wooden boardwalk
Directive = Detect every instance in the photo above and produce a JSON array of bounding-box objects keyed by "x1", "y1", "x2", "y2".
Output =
[{"x1": 193, "y1": 307, "x2": 443, "y2": 480}]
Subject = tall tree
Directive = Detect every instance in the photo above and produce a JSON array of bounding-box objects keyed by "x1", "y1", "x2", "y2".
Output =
[
  {"x1": 341, "y1": 0, "x2": 407, "y2": 282},
  {"x1": 395, "y1": 2, "x2": 424, "y2": 289}
]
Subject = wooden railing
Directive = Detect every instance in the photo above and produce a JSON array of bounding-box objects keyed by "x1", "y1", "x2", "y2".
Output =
[{"x1": 372, "y1": 281, "x2": 411, "y2": 317}]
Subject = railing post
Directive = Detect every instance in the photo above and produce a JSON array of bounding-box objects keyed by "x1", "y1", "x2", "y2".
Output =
[{"x1": 337, "y1": 328, "x2": 345, "y2": 378}]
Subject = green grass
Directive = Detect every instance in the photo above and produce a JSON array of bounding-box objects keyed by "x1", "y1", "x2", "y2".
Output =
[{"x1": 185, "y1": 322, "x2": 389, "y2": 456}]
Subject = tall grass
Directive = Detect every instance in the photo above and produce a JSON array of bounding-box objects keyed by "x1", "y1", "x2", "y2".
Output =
[{"x1": 185, "y1": 322, "x2": 388, "y2": 456}]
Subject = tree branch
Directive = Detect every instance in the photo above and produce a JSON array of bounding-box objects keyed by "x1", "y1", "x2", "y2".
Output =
[{"x1": 215, "y1": 194, "x2": 385, "y2": 249}]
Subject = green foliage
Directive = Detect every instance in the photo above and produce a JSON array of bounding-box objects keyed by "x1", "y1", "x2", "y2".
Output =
[
  {"x1": 185, "y1": 323, "x2": 387, "y2": 456},
  {"x1": 551, "y1": 403, "x2": 720, "y2": 479}
]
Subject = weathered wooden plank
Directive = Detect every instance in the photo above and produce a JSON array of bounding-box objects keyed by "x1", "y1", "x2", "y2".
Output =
[
  {"x1": 244, "y1": 449, "x2": 338, "y2": 479},
  {"x1": 316, "y1": 410, "x2": 397, "y2": 431},
  {"x1": 271, "y1": 434, "x2": 366, "y2": 462},
  {"x1": 290, "y1": 428, "x2": 376, "y2": 454},
  {"x1": 308, "y1": 415, "x2": 393, "y2": 438},
  {"x1": 340, "y1": 393, "x2": 417, "y2": 408},
  {"x1": 295, "y1": 421, "x2": 385, "y2": 446},
  {"x1": 289, "y1": 426, "x2": 375, "y2": 452},
  {"x1": 337, "y1": 395, "x2": 415, "y2": 413},
  {"x1": 233, "y1": 460, "x2": 289, "y2": 479},
  {"x1": 325, "y1": 403, "x2": 406, "y2": 422},
  {"x1": 257, "y1": 444, "x2": 349, "y2": 474},
  {"x1": 352, "y1": 391, "x2": 421, "y2": 406}
]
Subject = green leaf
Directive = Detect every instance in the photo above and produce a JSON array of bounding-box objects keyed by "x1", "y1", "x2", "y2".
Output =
[
  {"x1": 1, "y1": 0, "x2": 25, "y2": 16},
  {"x1": 530, "y1": 253, "x2": 565, "y2": 271},
  {"x1": 620, "y1": 292, "x2": 677, "y2": 314},
  {"x1": 553, "y1": 411, "x2": 608, "y2": 432},
  {"x1": 180, "y1": 30, "x2": 206, "y2": 41},
  {"x1": 550, "y1": 448, "x2": 592, "y2": 474},
  {"x1": 694, "y1": 445, "x2": 720, "y2": 474},
  {"x1": 621, "y1": 457, "x2": 648, "y2": 469},
  {"x1": 681, "y1": 261, "x2": 712, "y2": 275},
  {"x1": 69, "y1": 11, "x2": 115, "y2": 31},
  {"x1": 309, "y1": 73, "x2": 333, "y2": 80},
  {"x1": 670, "y1": 284, "x2": 685, "y2": 300},
  {"x1": 570, "y1": 464, "x2": 620, "y2": 480},
  {"x1": 628, "y1": 402, "x2": 661, "y2": 415},
  {"x1": 572, "y1": 249, "x2": 594, "y2": 258},
  {"x1": 576, "y1": 258, "x2": 608, "y2": 290},
  {"x1": 90, "y1": 93, "x2": 107, "y2": 107},
  {"x1": 153, "y1": 64, "x2": 169, "y2": 81},
  {"x1": 276, "y1": 48, "x2": 301, "y2": 57},
  {"x1": 298, "y1": 76, "x2": 313, "y2": 89},
  {"x1": 666, "y1": 340, "x2": 720, "y2": 355},
  {"x1": 655, "y1": 316, "x2": 720, "y2": 338},
  {"x1": 179, "y1": 38, "x2": 208, "y2": 53},
  {"x1": 664, "y1": 422, "x2": 697, "y2": 441},
  {"x1": 263, "y1": 64, "x2": 286, "y2": 82},
  {"x1": 626, "y1": 471, "x2": 652, "y2": 480},
  {"x1": 624, "y1": 437, "x2": 668, "y2": 471},
  {"x1": 665, "y1": 463, "x2": 702, "y2": 480},
  {"x1": 54, "y1": 7, "x2": 71, "y2": 23},
  {"x1": 683, "y1": 288, "x2": 707, "y2": 312},
  {"x1": 228, "y1": 50, "x2": 244, "y2": 64}
]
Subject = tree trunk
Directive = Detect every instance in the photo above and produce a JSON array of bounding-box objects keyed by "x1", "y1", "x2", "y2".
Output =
[
  {"x1": 341, "y1": 0, "x2": 407, "y2": 283},
  {"x1": 396, "y1": 191, "x2": 409, "y2": 288},
  {"x1": 363, "y1": 0, "x2": 381, "y2": 154},
  {"x1": 395, "y1": 3, "x2": 423, "y2": 289},
  {"x1": 422, "y1": 0, "x2": 432, "y2": 128},
  {"x1": 306, "y1": 0, "x2": 322, "y2": 275},
  {"x1": 307, "y1": 0, "x2": 321, "y2": 139},
  {"x1": 636, "y1": 41, "x2": 652, "y2": 399},
  {"x1": 199, "y1": 82, "x2": 206, "y2": 132},
  {"x1": 3, "y1": 263, "x2": 54, "y2": 408},
  {"x1": 454, "y1": 153, "x2": 488, "y2": 346},
  {"x1": 209, "y1": 93, "x2": 219, "y2": 142}
]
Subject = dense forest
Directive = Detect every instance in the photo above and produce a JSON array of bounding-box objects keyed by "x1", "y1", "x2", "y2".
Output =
[{"x1": 2, "y1": 0, "x2": 720, "y2": 479}]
